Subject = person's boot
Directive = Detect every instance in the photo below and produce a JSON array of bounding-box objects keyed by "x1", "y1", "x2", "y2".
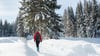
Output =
[{"x1": 37, "y1": 47, "x2": 39, "y2": 52}]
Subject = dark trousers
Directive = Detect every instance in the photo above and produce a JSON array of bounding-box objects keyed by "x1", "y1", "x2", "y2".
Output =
[{"x1": 36, "y1": 41, "x2": 40, "y2": 52}]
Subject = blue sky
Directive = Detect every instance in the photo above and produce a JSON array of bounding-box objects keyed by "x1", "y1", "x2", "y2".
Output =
[{"x1": 0, "y1": 0, "x2": 100, "y2": 23}]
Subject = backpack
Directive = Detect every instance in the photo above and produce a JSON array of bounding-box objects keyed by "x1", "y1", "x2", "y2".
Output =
[{"x1": 36, "y1": 34, "x2": 40, "y2": 42}]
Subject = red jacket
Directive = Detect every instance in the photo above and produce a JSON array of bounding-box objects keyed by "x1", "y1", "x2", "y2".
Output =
[{"x1": 34, "y1": 32, "x2": 42, "y2": 42}]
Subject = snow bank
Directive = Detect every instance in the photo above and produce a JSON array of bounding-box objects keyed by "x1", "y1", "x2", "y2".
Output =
[
  {"x1": 0, "y1": 38, "x2": 26, "y2": 56},
  {"x1": 39, "y1": 39, "x2": 100, "y2": 56},
  {"x1": 64, "y1": 37, "x2": 100, "y2": 44}
]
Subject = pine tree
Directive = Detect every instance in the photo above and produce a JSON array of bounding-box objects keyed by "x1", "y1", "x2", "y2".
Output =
[
  {"x1": 0, "y1": 20, "x2": 3, "y2": 37},
  {"x1": 12, "y1": 22, "x2": 17, "y2": 36},
  {"x1": 96, "y1": 4, "x2": 100, "y2": 37},
  {"x1": 7, "y1": 23, "x2": 11, "y2": 36},
  {"x1": 46, "y1": 0, "x2": 63, "y2": 39},
  {"x1": 68, "y1": 7, "x2": 76, "y2": 37},
  {"x1": 84, "y1": 0, "x2": 99, "y2": 37},
  {"x1": 3, "y1": 20, "x2": 9, "y2": 36},
  {"x1": 63, "y1": 7, "x2": 76, "y2": 37},
  {"x1": 17, "y1": 0, "x2": 63, "y2": 39},
  {"x1": 65, "y1": 7, "x2": 76, "y2": 37},
  {"x1": 91, "y1": 0, "x2": 98, "y2": 37},
  {"x1": 63, "y1": 9, "x2": 68, "y2": 37},
  {"x1": 16, "y1": 0, "x2": 29, "y2": 37},
  {"x1": 16, "y1": 11, "x2": 25, "y2": 37},
  {"x1": 84, "y1": 0, "x2": 92, "y2": 37},
  {"x1": 19, "y1": 0, "x2": 48, "y2": 34},
  {"x1": 76, "y1": 2, "x2": 85, "y2": 37}
]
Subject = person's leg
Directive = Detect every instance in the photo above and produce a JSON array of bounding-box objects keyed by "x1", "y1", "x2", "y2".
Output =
[{"x1": 36, "y1": 41, "x2": 40, "y2": 52}]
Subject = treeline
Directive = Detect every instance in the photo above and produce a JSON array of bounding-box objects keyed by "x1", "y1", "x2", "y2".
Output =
[
  {"x1": 0, "y1": 20, "x2": 17, "y2": 37},
  {"x1": 16, "y1": 0, "x2": 100, "y2": 38},
  {"x1": 63, "y1": 0, "x2": 100, "y2": 37}
]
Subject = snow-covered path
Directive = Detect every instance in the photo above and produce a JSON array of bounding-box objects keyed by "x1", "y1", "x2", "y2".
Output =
[
  {"x1": 0, "y1": 37, "x2": 38, "y2": 56},
  {"x1": 0, "y1": 37, "x2": 100, "y2": 56}
]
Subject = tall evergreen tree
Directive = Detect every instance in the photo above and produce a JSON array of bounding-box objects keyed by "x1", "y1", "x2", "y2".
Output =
[
  {"x1": 46, "y1": 0, "x2": 63, "y2": 39},
  {"x1": 63, "y1": 9, "x2": 68, "y2": 37},
  {"x1": 84, "y1": 0, "x2": 92, "y2": 37},
  {"x1": 3, "y1": 20, "x2": 8, "y2": 36},
  {"x1": 12, "y1": 22, "x2": 17, "y2": 36},
  {"x1": 96, "y1": 4, "x2": 100, "y2": 37},
  {"x1": 0, "y1": 20, "x2": 3, "y2": 37},
  {"x1": 63, "y1": 7, "x2": 76, "y2": 37},
  {"x1": 91, "y1": 0, "x2": 98, "y2": 37},
  {"x1": 17, "y1": 0, "x2": 63, "y2": 39},
  {"x1": 16, "y1": 11, "x2": 25, "y2": 37},
  {"x1": 68, "y1": 7, "x2": 76, "y2": 37},
  {"x1": 76, "y1": 2, "x2": 85, "y2": 37},
  {"x1": 16, "y1": 0, "x2": 29, "y2": 37}
]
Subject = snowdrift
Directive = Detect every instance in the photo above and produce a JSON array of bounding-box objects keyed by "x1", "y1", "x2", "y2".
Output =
[{"x1": 39, "y1": 39, "x2": 100, "y2": 56}]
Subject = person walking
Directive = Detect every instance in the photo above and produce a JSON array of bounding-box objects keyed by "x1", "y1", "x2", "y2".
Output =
[{"x1": 34, "y1": 31, "x2": 42, "y2": 52}]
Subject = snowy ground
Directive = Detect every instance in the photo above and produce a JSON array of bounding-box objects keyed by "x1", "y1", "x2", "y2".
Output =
[{"x1": 0, "y1": 37, "x2": 100, "y2": 56}]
